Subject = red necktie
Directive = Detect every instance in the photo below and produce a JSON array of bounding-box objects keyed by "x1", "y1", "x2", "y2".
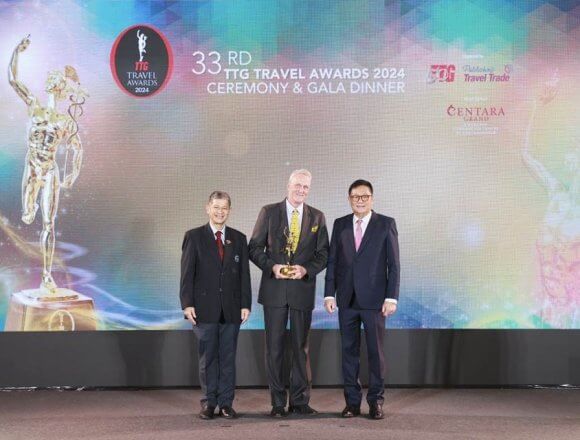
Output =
[{"x1": 215, "y1": 230, "x2": 224, "y2": 262}]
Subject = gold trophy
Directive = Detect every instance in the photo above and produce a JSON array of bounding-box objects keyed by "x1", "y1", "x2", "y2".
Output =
[
  {"x1": 4, "y1": 35, "x2": 97, "y2": 331},
  {"x1": 280, "y1": 227, "x2": 297, "y2": 277}
]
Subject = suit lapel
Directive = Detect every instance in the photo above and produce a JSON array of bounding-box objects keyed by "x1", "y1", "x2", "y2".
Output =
[
  {"x1": 204, "y1": 223, "x2": 222, "y2": 266},
  {"x1": 357, "y1": 212, "x2": 378, "y2": 255},
  {"x1": 222, "y1": 230, "x2": 234, "y2": 268},
  {"x1": 278, "y1": 200, "x2": 289, "y2": 238},
  {"x1": 344, "y1": 216, "x2": 356, "y2": 254}
]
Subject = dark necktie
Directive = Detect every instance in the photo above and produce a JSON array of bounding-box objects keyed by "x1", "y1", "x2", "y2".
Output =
[{"x1": 215, "y1": 230, "x2": 224, "y2": 262}]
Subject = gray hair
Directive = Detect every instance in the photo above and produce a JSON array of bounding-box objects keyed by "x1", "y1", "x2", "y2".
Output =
[
  {"x1": 207, "y1": 190, "x2": 231, "y2": 207},
  {"x1": 288, "y1": 169, "x2": 312, "y2": 184}
]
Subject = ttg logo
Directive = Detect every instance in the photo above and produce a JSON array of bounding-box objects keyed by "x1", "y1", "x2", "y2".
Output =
[
  {"x1": 427, "y1": 65, "x2": 455, "y2": 84},
  {"x1": 110, "y1": 24, "x2": 173, "y2": 98}
]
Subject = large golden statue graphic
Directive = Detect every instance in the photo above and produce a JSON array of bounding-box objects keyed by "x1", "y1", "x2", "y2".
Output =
[{"x1": 5, "y1": 35, "x2": 97, "y2": 331}]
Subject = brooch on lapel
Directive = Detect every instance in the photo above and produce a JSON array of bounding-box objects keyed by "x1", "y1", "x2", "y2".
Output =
[
  {"x1": 311, "y1": 225, "x2": 319, "y2": 233},
  {"x1": 226, "y1": 239, "x2": 232, "y2": 245},
  {"x1": 234, "y1": 255, "x2": 240, "y2": 262}
]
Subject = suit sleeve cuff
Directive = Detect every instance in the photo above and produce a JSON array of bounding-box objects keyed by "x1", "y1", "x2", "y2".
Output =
[{"x1": 384, "y1": 298, "x2": 398, "y2": 304}]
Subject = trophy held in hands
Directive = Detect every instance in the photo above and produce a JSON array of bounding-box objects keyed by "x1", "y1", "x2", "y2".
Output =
[{"x1": 280, "y1": 227, "x2": 298, "y2": 278}]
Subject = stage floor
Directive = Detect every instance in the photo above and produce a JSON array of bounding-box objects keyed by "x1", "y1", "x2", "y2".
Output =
[{"x1": 0, "y1": 388, "x2": 578, "y2": 439}]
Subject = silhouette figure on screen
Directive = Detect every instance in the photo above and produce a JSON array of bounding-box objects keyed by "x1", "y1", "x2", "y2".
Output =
[
  {"x1": 522, "y1": 72, "x2": 579, "y2": 327},
  {"x1": 137, "y1": 29, "x2": 147, "y2": 62}
]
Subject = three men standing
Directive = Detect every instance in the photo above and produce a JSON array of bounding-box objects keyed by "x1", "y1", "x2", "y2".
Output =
[
  {"x1": 249, "y1": 169, "x2": 329, "y2": 416},
  {"x1": 180, "y1": 191, "x2": 252, "y2": 419},
  {"x1": 324, "y1": 179, "x2": 400, "y2": 419},
  {"x1": 180, "y1": 177, "x2": 400, "y2": 420}
]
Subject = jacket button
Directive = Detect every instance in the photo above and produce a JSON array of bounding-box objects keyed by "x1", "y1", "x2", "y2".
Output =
[{"x1": 219, "y1": 288, "x2": 223, "y2": 292}]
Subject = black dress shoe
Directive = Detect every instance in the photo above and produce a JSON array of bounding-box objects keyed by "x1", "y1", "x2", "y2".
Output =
[
  {"x1": 270, "y1": 406, "x2": 288, "y2": 417},
  {"x1": 289, "y1": 404, "x2": 318, "y2": 415},
  {"x1": 219, "y1": 406, "x2": 238, "y2": 419},
  {"x1": 368, "y1": 402, "x2": 384, "y2": 420},
  {"x1": 341, "y1": 405, "x2": 361, "y2": 418},
  {"x1": 199, "y1": 405, "x2": 216, "y2": 420}
]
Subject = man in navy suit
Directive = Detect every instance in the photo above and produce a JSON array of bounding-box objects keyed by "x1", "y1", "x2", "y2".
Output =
[
  {"x1": 180, "y1": 191, "x2": 252, "y2": 420},
  {"x1": 324, "y1": 179, "x2": 400, "y2": 420}
]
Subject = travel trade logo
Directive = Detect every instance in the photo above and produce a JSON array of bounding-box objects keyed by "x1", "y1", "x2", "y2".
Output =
[
  {"x1": 427, "y1": 64, "x2": 512, "y2": 84},
  {"x1": 110, "y1": 25, "x2": 173, "y2": 98},
  {"x1": 463, "y1": 64, "x2": 512, "y2": 83}
]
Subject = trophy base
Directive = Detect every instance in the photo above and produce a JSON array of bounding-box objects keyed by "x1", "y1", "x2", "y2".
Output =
[
  {"x1": 280, "y1": 265, "x2": 295, "y2": 277},
  {"x1": 4, "y1": 289, "x2": 98, "y2": 331},
  {"x1": 23, "y1": 287, "x2": 79, "y2": 302}
]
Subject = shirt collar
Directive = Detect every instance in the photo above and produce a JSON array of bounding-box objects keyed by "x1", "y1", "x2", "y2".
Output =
[
  {"x1": 286, "y1": 199, "x2": 304, "y2": 216},
  {"x1": 353, "y1": 211, "x2": 372, "y2": 226},
  {"x1": 209, "y1": 222, "x2": 226, "y2": 238}
]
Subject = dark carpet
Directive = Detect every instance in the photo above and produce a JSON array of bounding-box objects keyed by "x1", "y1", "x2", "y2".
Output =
[{"x1": 0, "y1": 388, "x2": 578, "y2": 439}]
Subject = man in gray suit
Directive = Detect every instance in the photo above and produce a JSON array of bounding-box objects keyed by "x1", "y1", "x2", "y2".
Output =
[{"x1": 249, "y1": 169, "x2": 329, "y2": 417}]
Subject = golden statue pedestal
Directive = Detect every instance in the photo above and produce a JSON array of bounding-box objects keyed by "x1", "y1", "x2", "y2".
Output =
[{"x1": 4, "y1": 289, "x2": 98, "y2": 331}]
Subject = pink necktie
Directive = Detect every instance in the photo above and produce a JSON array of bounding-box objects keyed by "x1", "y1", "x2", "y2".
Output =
[{"x1": 355, "y1": 219, "x2": 363, "y2": 251}]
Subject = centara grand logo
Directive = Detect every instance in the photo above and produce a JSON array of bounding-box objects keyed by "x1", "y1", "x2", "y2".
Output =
[
  {"x1": 447, "y1": 105, "x2": 505, "y2": 122},
  {"x1": 110, "y1": 25, "x2": 173, "y2": 98}
]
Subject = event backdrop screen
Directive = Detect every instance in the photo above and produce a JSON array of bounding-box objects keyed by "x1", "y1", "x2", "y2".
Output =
[{"x1": 0, "y1": 0, "x2": 578, "y2": 331}]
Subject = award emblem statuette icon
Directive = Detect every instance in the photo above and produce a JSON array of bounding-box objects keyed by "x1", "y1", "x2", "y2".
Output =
[
  {"x1": 4, "y1": 35, "x2": 97, "y2": 331},
  {"x1": 280, "y1": 227, "x2": 297, "y2": 277}
]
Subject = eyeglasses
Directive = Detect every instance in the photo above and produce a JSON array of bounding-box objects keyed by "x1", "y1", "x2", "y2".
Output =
[{"x1": 349, "y1": 195, "x2": 371, "y2": 202}]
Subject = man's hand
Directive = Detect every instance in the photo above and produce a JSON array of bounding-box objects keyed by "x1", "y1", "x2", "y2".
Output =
[
  {"x1": 324, "y1": 298, "x2": 336, "y2": 314},
  {"x1": 290, "y1": 265, "x2": 307, "y2": 280},
  {"x1": 272, "y1": 264, "x2": 290, "y2": 279},
  {"x1": 382, "y1": 302, "x2": 397, "y2": 317},
  {"x1": 184, "y1": 307, "x2": 197, "y2": 325},
  {"x1": 241, "y1": 308, "x2": 251, "y2": 324}
]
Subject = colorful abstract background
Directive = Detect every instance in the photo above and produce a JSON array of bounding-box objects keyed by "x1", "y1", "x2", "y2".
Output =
[{"x1": 0, "y1": 0, "x2": 578, "y2": 330}]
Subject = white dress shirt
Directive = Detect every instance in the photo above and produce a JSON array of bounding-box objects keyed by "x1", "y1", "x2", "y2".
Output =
[
  {"x1": 286, "y1": 199, "x2": 304, "y2": 228},
  {"x1": 209, "y1": 223, "x2": 226, "y2": 243},
  {"x1": 353, "y1": 211, "x2": 372, "y2": 235}
]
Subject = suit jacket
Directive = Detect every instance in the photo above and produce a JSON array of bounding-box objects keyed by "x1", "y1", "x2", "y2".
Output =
[
  {"x1": 249, "y1": 200, "x2": 329, "y2": 311},
  {"x1": 325, "y1": 212, "x2": 400, "y2": 309},
  {"x1": 180, "y1": 224, "x2": 252, "y2": 323}
]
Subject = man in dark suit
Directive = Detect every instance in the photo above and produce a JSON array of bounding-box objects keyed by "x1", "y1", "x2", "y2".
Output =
[
  {"x1": 324, "y1": 179, "x2": 400, "y2": 420},
  {"x1": 180, "y1": 191, "x2": 251, "y2": 420},
  {"x1": 249, "y1": 169, "x2": 329, "y2": 417}
]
